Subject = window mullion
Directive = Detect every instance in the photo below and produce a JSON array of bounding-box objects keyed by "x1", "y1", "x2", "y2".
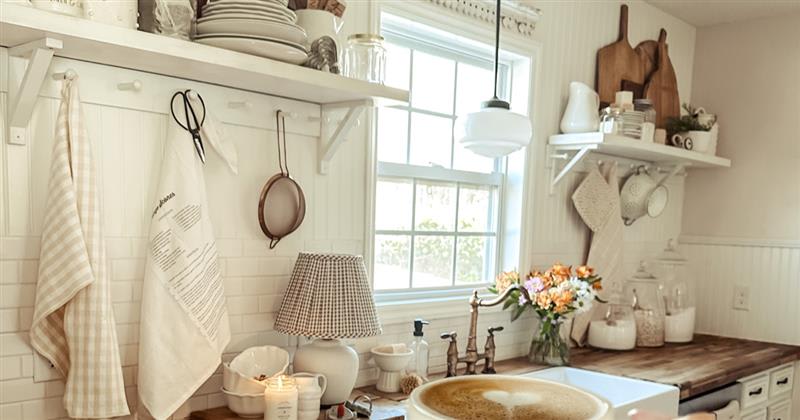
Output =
[
  {"x1": 408, "y1": 178, "x2": 418, "y2": 289},
  {"x1": 450, "y1": 62, "x2": 459, "y2": 170},
  {"x1": 406, "y1": 50, "x2": 415, "y2": 165},
  {"x1": 451, "y1": 183, "x2": 461, "y2": 286}
]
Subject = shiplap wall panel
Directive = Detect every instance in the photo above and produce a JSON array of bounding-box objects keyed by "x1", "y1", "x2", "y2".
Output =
[{"x1": 686, "y1": 242, "x2": 800, "y2": 345}]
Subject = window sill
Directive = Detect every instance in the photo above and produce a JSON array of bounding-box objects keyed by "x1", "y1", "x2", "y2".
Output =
[{"x1": 375, "y1": 293, "x2": 504, "y2": 326}]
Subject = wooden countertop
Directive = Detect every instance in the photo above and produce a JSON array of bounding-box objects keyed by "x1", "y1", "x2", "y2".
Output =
[{"x1": 191, "y1": 334, "x2": 800, "y2": 420}]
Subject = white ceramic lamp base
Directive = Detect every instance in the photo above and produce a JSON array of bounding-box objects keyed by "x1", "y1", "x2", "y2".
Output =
[{"x1": 293, "y1": 339, "x2": 358, "y2": 406}]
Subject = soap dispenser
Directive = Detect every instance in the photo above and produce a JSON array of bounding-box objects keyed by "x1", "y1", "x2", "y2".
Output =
[{"x1": 407, "y1": 319, "x2": 430, "y2": 380}]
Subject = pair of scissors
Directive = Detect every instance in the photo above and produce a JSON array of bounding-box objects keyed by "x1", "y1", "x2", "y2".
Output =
[{"x1": 170, "y1": 90, "x2": 207, "y2": 164}]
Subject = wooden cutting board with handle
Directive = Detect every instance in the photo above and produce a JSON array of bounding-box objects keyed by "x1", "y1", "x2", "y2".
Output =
[
  {"x1": 643, "y1": 29, "x2": 680, "y2": 128},
  {"x1": 596, "y1": 4, "x2": 646, "y2": 107}
]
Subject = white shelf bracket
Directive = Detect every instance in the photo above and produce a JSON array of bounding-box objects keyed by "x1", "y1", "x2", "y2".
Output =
[
  {"x1": 318, "y1": 99, "x2": 371, "y2": 174},
  {"x1": 6, "y1": 37, "x2": 63, "y2": 145},
  {"x1": 549, "y1": 145, "x2": 593, "y2": 195}
]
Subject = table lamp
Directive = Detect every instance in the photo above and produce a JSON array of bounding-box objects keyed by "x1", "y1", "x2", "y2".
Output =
[{"x1": 274, "y1": 252, "x2": 382, "y2": 405}]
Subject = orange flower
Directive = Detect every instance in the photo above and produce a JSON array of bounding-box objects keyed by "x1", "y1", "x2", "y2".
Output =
[
  {"x1": 551, "y1": 263, "x2": 572, "y2": 277},
  {"x1": 576, "y1": 265, "x2": 595, "y2": 278},
  {"x1": 494, "y1": 271, "x2": 519, "y2": 293},
  {"x1": 592, "y1": 282, "x2": 603, "y2": 291}
]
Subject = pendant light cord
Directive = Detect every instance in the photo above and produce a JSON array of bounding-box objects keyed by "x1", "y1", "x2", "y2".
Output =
[{"x1": 492, "y1": 0, "x2": 501, "y2": 100}]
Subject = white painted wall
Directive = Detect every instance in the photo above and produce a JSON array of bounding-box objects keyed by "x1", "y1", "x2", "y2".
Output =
[
  {"x1": 682, "y1": 14, "x2": 800, "y2": 346},
  {"x1": 0, "y1": 1, "x2": 696, "y2": 419}
]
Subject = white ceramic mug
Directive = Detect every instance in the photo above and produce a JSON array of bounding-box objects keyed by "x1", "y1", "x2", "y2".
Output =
[{"x1": 292, "y1": 372, "x2": 327, "y2": 420}]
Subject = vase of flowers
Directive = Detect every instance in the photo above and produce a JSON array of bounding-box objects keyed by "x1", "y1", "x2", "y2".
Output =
[{"x1": 491, "y1": 264, "x2": 602, "y2": 366}]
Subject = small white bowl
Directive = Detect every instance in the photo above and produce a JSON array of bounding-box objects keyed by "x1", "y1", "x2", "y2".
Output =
[
  {"x1": 221, "y1": 388, "x2": 264, "y2": 419},
  {"x1": 224, "y1": 346, "x2": 290, "y2": 394}
]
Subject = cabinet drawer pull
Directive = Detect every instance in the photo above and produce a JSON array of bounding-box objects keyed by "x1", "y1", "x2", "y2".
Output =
[
  {"x1": 748, "y1": 387, "x2": 763, "y2": 396},
  {"x1": 776, "y1": 377, "x2": 789, "y2": 385}
]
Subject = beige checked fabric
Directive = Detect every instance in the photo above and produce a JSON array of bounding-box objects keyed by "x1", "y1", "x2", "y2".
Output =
[
  {"x1": 30, "y1": 78, "x2": 130, "y2": 418},
  {"x1": 274, "y1": 253, "x2": 381, "y2": 339}
]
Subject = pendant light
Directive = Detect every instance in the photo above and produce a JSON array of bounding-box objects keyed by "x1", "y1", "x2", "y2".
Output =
[{"x1": 455, "y1": 0, "x2": 532, "y2": 158}]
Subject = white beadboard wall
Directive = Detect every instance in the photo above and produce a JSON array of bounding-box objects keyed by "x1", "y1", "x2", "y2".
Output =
[
  {"x1": 681, "y1": 240, "x2": 800, "y2": 345},
  {"x1": 0, "y1": 1, "x2": 698, "y2": 419}
]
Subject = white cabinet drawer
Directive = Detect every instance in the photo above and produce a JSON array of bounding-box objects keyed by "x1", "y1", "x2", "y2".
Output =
[
  {"x1": 766, "y1": 399, "x2": 791, "y2": 420},
  {"x1": 768, "y1": 364, "x2": 793, "y2": 398},
  {"x1": 739, "y1": 374, "x2": 770, "y2": 410},
  {"x1": 741, "y1": 407, "x2": 767, "y2": 420}
]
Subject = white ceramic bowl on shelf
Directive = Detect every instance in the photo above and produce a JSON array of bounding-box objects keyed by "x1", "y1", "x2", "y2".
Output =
[
  {"x1": 221, "y1": 388, "x2": 265, "y2": 418},
  {"x1": 224, "y1": 345, "x2": 290, "y2": 394}
]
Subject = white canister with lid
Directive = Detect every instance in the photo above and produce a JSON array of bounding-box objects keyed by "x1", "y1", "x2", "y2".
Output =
[{"x1": 292, "y1": 373, "x2": 327, "y2": 420}]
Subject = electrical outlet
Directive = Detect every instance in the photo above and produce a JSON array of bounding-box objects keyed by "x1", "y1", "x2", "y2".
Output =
[
  {"x1": 33, "y1": 352, "x2": 62, "y2": 383},
  {"x1": 732, "y1": 285, "x2": 750, "y2": 311}
]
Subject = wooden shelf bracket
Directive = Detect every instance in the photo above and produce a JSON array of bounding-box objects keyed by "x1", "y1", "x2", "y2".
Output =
[
  {"x1": 6, "y1": 37, "x2": 63, "y2": 145},
  {"x1": 318, "y1": 99, "x2": 371, "y2": 174}
]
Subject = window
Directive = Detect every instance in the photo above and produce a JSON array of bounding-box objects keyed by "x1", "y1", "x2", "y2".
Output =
[{"x1": 372, "y1": 13, "x2": 524, "y2": 294}]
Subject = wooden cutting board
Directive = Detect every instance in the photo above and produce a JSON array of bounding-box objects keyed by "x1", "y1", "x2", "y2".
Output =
[
  {"x1": 635, "y1": 39, "x2": 659, "y2": 79},
  {"x1": 643, "y1": 29, "x2": 680, "y2": 128},
  {"x1": 595, "y1": 4, "x2": 646, "y2": 107}
]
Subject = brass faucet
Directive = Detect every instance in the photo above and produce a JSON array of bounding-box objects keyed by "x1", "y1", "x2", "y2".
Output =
[{"x1": 440, "y1": 284, "x2": 532, "y2": 377}]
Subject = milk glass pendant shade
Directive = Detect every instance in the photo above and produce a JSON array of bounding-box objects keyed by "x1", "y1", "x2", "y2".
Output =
[{"x1": 456, "y1": 0, "x2": 532, "y2": 158}]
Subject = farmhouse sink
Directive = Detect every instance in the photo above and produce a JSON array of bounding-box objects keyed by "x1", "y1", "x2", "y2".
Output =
[{"x1": 522, "y1": 367, "x2": 680, "y2": 418}]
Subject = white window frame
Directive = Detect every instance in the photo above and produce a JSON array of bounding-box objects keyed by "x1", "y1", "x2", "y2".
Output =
[{"x1": 363, "y1": 1, "x2": 542, "y2": 320}]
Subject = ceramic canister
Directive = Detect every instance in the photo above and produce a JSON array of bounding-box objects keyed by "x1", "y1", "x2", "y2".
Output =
[{"x1": 292, "y1": 373, "x2": 327, "y2": 420}]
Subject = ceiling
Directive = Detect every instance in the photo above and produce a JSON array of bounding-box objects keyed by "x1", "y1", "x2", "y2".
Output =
[{"x1": 645, "y1": 0, "x2": 800, "y2": 27}]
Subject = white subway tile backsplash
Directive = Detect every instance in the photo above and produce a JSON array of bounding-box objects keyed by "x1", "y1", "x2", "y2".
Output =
[
  {"x1": 18, "y1": 261, "x2": 38, "y2": 284},
  {"x1": 1, "y1": 356, "x2": 22, "y2": 380},
  {"x1": 0, "y1": 378, "x2": 46, "y2": 403},
  {"x1": 21, "y1": 396, "x2": 68, "y2": 420},
  {"x1": 0, "y1": 261, "x2": 18, "y2": 284},
  {"x1": 112, "y1": 259, "x2": 144, "y2": 281},
  {"x1": 0, "y1": 402, "x2": 23, "y2": 419},
  {"x1": 225, "y1": 296, "x2": 258, "y2": 315},
  {"x1": 241, "y1": 277, "x2": 273, "y2": 295},
  {"x1": 0, "y1": 285, "x2": 35, "y2": 308},
  {"x1": 241, "y1": 313, "x2": 275, "y2": 333},
  {"x1": 0, "y1": 238, "x2": 40, "y2": 260},
  {"x1": 0, "y1": 333, "x2": 32, "y2": 356},
  {"x1": 0, "y1": 309, "x2": 19, "y2": 332}
]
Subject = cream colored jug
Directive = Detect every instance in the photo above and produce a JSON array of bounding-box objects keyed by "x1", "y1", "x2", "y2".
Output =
[
  {"x1": 560, "y1": 81, "x2": 600, "y2": 133},
  {"x1": 292, "y1": 373, "x2": 327, "y2": 420}
]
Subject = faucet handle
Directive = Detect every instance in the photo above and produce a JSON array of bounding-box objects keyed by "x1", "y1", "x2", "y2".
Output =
[
  {"x1": 440, "y1": 331, "x2": 457, "y2": 342},
  {"x1": 487, "y1": 326, "x2": 504, "y2": 336}
]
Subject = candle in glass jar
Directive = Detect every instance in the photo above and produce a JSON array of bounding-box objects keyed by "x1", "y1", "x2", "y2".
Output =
[{"x1": 264, "y1": 375, "x2": 298, "y2": 420}]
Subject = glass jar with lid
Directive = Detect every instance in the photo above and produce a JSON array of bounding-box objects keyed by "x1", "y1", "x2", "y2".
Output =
[
  {"x1": 634, "y1": 99, "x2": 656, "y2": 142},
  {"x1": 655, "y1": 239, "x2": 695, "y2": 343},
  {"x1": 342, "y1": 33, "x2": 387, "y2": 84},
  {"x1": 625, "y1": 261, "x2": 666, "y2": 347},
  {"x1": 587, "y1": 289, "x2": 636, "y2": 351}
]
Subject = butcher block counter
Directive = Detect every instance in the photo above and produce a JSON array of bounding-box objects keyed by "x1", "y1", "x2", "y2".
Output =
[{"x1": 191, "y1": 334, "x2": 800, "y2": 420}]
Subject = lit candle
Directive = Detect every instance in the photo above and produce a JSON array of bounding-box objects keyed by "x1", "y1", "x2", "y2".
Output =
[{"x1": 264, "y1": 375, "x2": 298, "y2": 420}]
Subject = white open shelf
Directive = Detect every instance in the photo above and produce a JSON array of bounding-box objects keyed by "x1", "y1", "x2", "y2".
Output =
[
  {"x1": 0, "y1": 4, "x2": 408, "y2": 105},
  {"x1": 547, "y1": 132, "x2": 731, "y2": 194},
  {"x1": 549, "y1": 132, "x2": 731, "y2": 168}
]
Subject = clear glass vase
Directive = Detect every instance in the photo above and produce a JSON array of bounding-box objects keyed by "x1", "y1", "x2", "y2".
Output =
[{"x1": 529, "y1": 317, "x2": 570, "y2": 366}]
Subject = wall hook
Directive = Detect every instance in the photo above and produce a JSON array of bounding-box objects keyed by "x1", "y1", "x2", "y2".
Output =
[
  {"x1": 52, "y1": 69, "x2": 77, "y2": 80},
  {"x1": 117, "y1": 80, "x2": 142, "y2": 91}
]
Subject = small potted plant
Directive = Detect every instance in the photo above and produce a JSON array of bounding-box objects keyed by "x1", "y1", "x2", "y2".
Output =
[
  {"x1": 491, "y1": 264, "x2": 602, "y2": 366},
  {"x1": 665, "y1": 103, "x2": 717, "y2": 154}
]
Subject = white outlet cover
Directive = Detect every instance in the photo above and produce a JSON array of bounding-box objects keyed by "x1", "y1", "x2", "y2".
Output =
[
  {"x1": 732, "y1": 285, "x2": 750, "y2": 311},
  {"x1": 33, "y1": 352, "x2": 63, "y2": 383}
]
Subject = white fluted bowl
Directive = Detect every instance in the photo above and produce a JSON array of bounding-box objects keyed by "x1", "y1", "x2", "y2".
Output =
[{"x1": 224, "y1": 345, "x2": 290, "y2": 394}]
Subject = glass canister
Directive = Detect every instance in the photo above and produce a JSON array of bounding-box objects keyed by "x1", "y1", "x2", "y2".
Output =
[
  {"x1": 599, "y1": 107, "x2": 622, "y2": 135},
  {"x1": 655, "y1": 239, "x2": 695, "y2": 343},
  {"x1": 634, "y1": 99, "x2": 656, "y2": 142},
  {"x1": 625, "y1": 261, "x2": 666, "y2": 347},
  {"x1": 342, "y1": 34, "x2": 387, "y2": 84},
  {"x1": 587, "y1": 290, "x2": 637, "y2": 351}
]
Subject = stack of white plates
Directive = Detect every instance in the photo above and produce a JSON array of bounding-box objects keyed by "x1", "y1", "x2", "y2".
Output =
[
  {"x1": 620, "y1": 110, "x2": 645, "y2": 138},
  {"x1": 195, "y1": 0, "x2": 308, "y2": 65}
]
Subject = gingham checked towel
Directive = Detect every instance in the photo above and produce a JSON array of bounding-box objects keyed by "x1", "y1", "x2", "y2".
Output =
[
  {"x1": 30, "y1": 77, "x2": 130, "y2": 418},
  {"x1": 138, "y1": 92, "x2": 230, "y2": 420}
]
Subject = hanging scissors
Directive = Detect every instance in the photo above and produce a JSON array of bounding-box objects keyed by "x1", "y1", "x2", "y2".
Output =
[{"x1": 170, "y1": 90, "x2": 207, "y2": 164}]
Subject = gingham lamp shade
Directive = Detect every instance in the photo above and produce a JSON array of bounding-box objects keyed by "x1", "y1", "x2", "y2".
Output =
[{"x1": 274, "y1": 253, "x2": 382, "y2": 339}]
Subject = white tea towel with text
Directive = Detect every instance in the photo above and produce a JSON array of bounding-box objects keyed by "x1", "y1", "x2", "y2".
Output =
[{"x1": 137, "y1": 94, "x2": 231, "y2": 419}]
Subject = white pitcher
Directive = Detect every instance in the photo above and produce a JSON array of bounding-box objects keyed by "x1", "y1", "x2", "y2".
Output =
[
  {"x1": 292, "y1": 373, "x2": 327, "y2": 420},
  {"x1": 560, "y1": 81, "x2": 600, "y2": 133}
]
